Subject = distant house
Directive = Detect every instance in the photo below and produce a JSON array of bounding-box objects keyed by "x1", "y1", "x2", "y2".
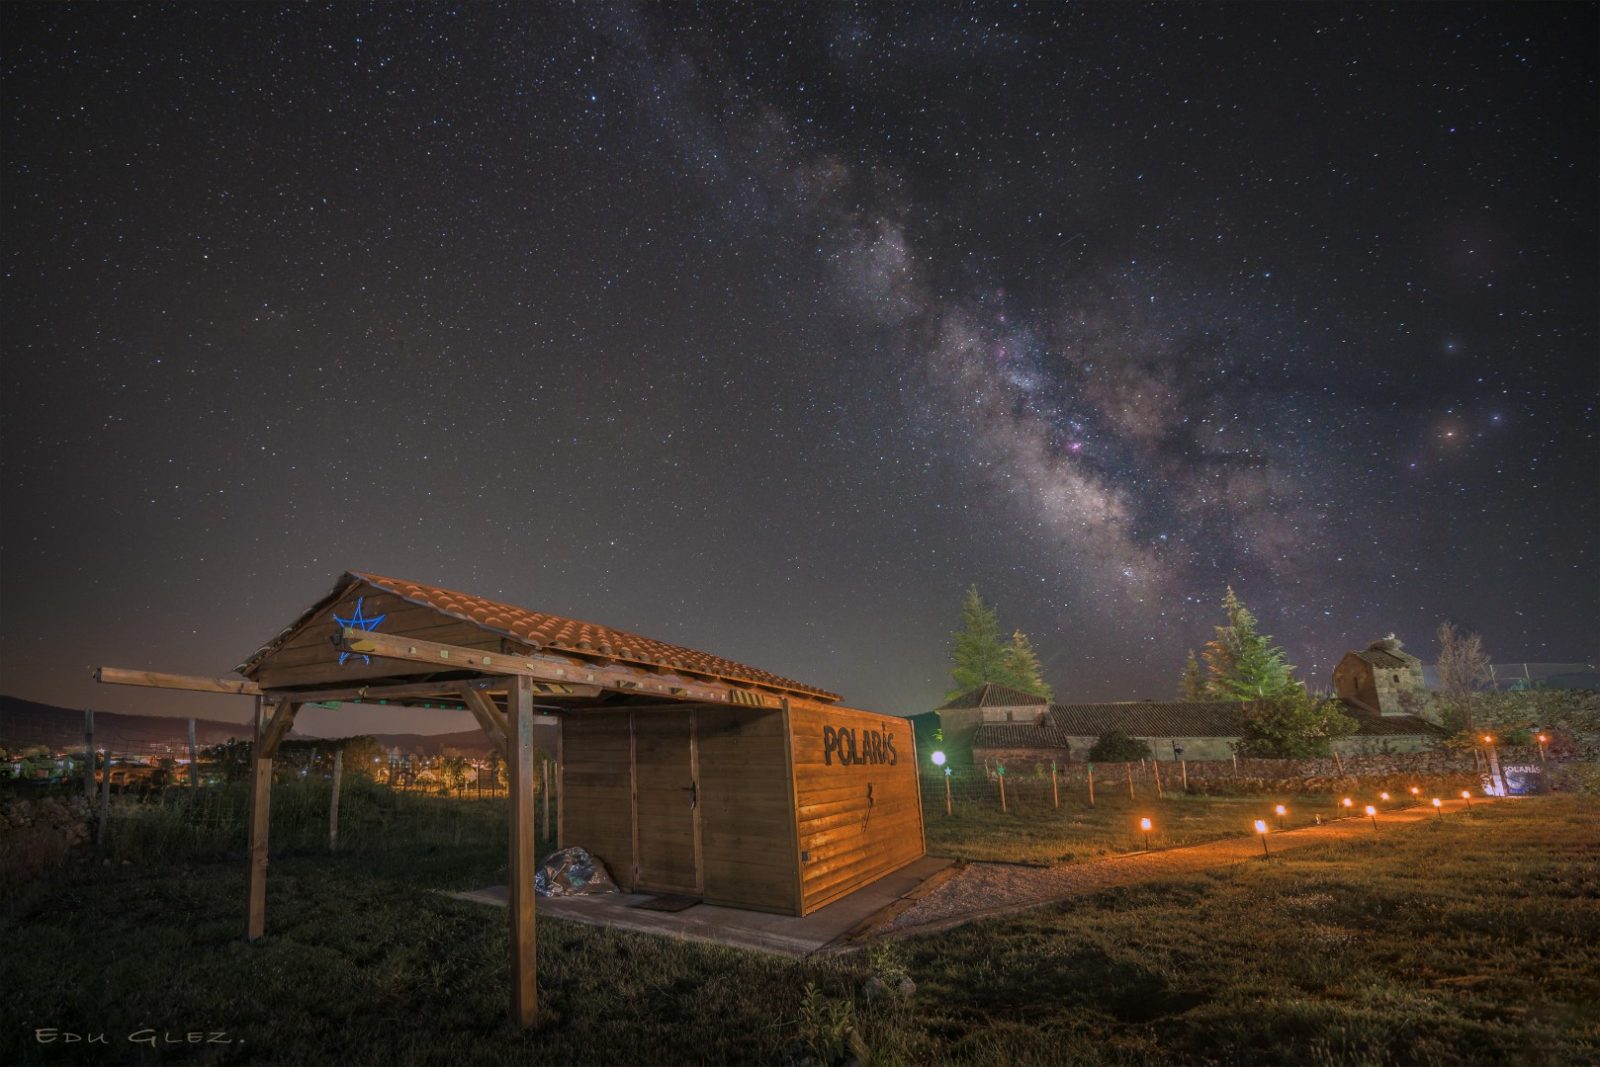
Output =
[
  {"x1": 1333, "y1": 636, "x2": 1426, "y2": 717},
  {"x1": 1051, "y1": 701, "x2": 1248, "y2": 761},
  {"x1": 971, "y1": 720, "x2": 1071, "y2": 775},
  {"x1": 935, "y1": 683, "x2": 1048, "y2": 735}
]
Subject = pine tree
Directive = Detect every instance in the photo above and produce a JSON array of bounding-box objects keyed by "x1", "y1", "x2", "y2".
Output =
[
  {"x1": 946, "y1": 586, "x2": 1010, "y2": 700},
  {"x1": 1179, "y1": 650, "x2": 1205, "y2": 700},
  {"x1": 1201, "y1": 586, "x2": 1294, "y2": 700},
  {"x1": 1001, "y1": 630, "x2": 1052, "y2": 700}
]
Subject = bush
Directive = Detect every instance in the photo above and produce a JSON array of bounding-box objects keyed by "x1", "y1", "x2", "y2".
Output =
[{"x1": 1088, "y1": 731, "x2": 1152, "y2": 762}]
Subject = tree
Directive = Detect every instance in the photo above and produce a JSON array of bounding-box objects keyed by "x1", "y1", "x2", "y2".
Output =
[
  {"x1": 947, "y1": 586, "x2": 1011, "y2": 699},
  {"x1": 1201, "y1": 586, "x2": 1294, "y2": 700},
  {"x1": 1087, "y1": 730, "x2": 1153, "y2": 762},
  {"x1": 1179, "y1": 650, "x2": 1205, "y2": 700},
  {"x1": 1435, "y1": 621, "x2": 1492, "y2": 734},
  {"x1": 1234, "y1": 685, "x2": 1358, "y2": 758},
  {"x1": 1001, "y1": 630, "x2": 1052, "y2": 700}
]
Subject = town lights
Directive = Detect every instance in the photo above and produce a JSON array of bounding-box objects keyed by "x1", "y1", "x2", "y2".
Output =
[
  {"x1": 1365, "y1": 805, "x2": 1378, "y2": 829},
  {"x1": 1140, "y1": 817, "x2": 1152, "y2": 850},
  {"x1": 1254, "y1": 820, "x2": 1270, "y2": 858}
]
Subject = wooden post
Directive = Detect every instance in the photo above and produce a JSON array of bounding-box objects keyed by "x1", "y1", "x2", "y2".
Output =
[
  {"x1": 1087, "y1": 764, "x2": 1096, "y2": 806},
  {"x1": 328, "y1": 750, "x2": 343, "y2": 853},
  {"x1": 187, "y1": 718, "x2": 199, "y2": 795},
  {"x1": 83, "y1": 713, "x2": 95, "y2": 796},
  {"x1": 1051, "y1": 761, "x2": 1060, "y2": 810},
  {"x1": 1180, "y1": 759, "x2": 1188, "y2": 792},
  {"x1": 943, "y1": 773, "x2": 952, "y2": 816},
  {"x1": 1232, "y1": 753, "x2": 1238, "y2": 773},
  {"x1": 96, "y1": 747, "x2": 111, "y2": 847},
  {"x1": 542, "y1": 758, "x2": 551, "y2": 840},
  {"x1": 1332, "y1": 749, "x2": 1345, "y2": 776},
  {"x1": 998, "y1": 772, "x2": 1007, "y2": 814},
  {"x1": 507, "y1": 676, "x2": 538, "y2": 1027},
  {"x1": 245, "y1": 696, "x2": 299, "y2": 942},
  {"x1": 1127, "y1": 762, "x2": 1135, "y2": 800},
  {"x1": 1152, "y1": 758, "x2": 1164, "y2": 799}
]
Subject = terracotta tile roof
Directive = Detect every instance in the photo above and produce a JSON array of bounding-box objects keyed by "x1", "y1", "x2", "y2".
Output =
[
  {"x1": 1049, "y1": 701, "x2": 1247, "y2": 738},
  {"x1": 972, "y1": 722, "x2": 1070, "y2": 751},
  {"x1": 245, "y1": 571, "x2": 839, "y2": 701},
  {"x1": 938, "y1": 682, "x2": 1049, "y2": 711}
]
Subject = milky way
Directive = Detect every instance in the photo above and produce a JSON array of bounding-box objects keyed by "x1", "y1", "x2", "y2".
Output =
[{"x1": 2, "y1": 3, "x2": 1594, "y2": 731}]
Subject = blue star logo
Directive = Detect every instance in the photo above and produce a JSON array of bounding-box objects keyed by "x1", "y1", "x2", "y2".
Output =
[{"x1": 333, "y1": 597, "x2": 387, "y2": 665}]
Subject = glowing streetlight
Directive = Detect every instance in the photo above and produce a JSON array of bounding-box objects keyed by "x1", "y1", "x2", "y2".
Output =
[
  {"x1": 1140, "y1": 817, "x2": 1152, "y2": 850},
  {"x1": 1364, "y1": 805, "x2": 1378, "y2": 829},
  {"x1": 1460, "y1": 789, "x2": 1472, "y2": 809},
  {"x1": 1254, "y1": 819, "x2": 1270, "y2": 858},
  {"x1": 1274, "y1": 803, "x2": 1287, "y2": 829},
  {"x1": 1431, "y1": 797, "x2": 1442, "y2": 817}
]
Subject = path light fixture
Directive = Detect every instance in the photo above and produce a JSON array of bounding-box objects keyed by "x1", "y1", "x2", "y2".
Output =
[
  {"x1": 1536, "y1": 733, "x2": 1549, "y2": 763},
  {"x1": 1379, "y1": 791, "x2": 1390, "y2": 802},
  {"x1": 1431, "y1": 797, "x2": 1443, "y2": 817},
  {"x1": 1140, "y1": 817, "x2": 1152, "y2": 850},
  {"x1": 1408, "y1": 786, "x2": 1420, "y2": 806},
  {"x1": 1365, "y1": 805, "x2": 1378, "y2": 830},
  {"x1": 1461, "y1": 789, "x2": 1472, "y2": 809},
  {"x1": 1274, "y1": 803, "x2": 1287, "y2": 829},
  {"x1": 1341, "y1": 797, "x2": 1354, "y2": 817},
  {"x1": 1254, "y1": 820, "x2": 1270, "y2": 858},
  {"x1": 931, "y1": 750, "x2": 946, "y2": 767}
]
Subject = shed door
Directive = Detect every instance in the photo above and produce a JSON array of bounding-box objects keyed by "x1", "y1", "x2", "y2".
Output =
[{"x1": 632, "y1": 709, "x2": 702, "y2": 894}]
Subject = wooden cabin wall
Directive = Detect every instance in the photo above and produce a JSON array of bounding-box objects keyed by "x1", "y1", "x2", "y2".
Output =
[
  {"x1": 696, "y1": 707, "x2": 799, "y2": 914},
  {"x1": 251, "y1": 582, "x2": 501, "y2": 687},
  {"x1": 789, "y1": 704, "x2": 924, "y2": 915},
  {"x1": 559, "y1": 710, "x2": 635, "y2": 889}
]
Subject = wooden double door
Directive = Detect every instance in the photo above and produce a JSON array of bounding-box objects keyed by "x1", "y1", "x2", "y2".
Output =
[{"x1": 631, "y1": 708, "x2": 702, "y2": 895}]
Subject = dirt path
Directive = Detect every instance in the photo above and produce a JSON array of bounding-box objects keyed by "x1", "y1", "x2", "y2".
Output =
[{"x1": 881, "y1": 797, "x2": 1503, "y2": 939}]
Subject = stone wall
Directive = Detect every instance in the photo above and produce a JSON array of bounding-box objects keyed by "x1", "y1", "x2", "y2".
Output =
[{"x1": 0, "y1": 793, "x2": 93, "y2": 895}]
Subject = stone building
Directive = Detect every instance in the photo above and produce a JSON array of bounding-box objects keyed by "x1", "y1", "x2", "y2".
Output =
[
  {"x1": 935, "y1": 682, "x2": 1049, "y2": 735},
  {"x1": 971, "y1": 720, "x2": 1071, "y2": 775},
  {"x1": 1333, "y1": 636, "x2": 1427, "y2": 717},
  {"x1": 1049, "y1": 701, "x2": 1248, "y2": 761}
]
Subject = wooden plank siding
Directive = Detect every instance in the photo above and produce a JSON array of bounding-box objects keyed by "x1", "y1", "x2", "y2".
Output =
[
  {"x1": 558, "y1": 710, "x2": 635, "y2": 890},
  {"x1": 252, "y1": 584, "x2": 499, "y2": 679},
  {"x1": 789, "y1": 703, "x2": 923, "y2": 915},
  {"x1": 696, "y1": 707, "x2": 798, "y2": 914}
]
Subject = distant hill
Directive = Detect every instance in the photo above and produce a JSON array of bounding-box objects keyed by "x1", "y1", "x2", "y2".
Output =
[{"x1": 0, "y1": 695, "x2": 492, "y2": 757}]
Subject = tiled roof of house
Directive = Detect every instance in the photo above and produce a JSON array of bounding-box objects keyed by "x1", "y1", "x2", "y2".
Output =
[
  {"x1": 1339, "y1": 706, "x2": 1446, "y2": 736},
  {"x1": 938, "y1": 682, "x2": 1049, "y2": 711},
  {"x1": 243, "y1": 571, "x2": 839, "y2": 701},
  {"x1": 1350, "y1": 649, "x2": 1414, "y2": 670},
  {"x1": 972, "y1": 722, "x2": 1071, "y2": 750},
  {"x1": 1048, "y1": 701, "x2": 1247, "y2": 738}
]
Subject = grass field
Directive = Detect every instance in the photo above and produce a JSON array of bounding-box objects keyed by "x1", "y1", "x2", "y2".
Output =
[{"x1": 2, "y1": 791, "x2": 1595, "y2": 1065}]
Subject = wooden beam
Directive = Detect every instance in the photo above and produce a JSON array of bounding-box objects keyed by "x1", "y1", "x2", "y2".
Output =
[
  {"x1": 261, "y1": 679, "x2": 495, "y2": 704},
  {"x1": 246, "y1": 695, "x2": 270, "y2": 941},
  {"x1": 257, "y1": 700, "x2": 300, "y2": 760},
  {"x1": 460, "y1": 687, "x2": 509, "y2": 759},
  {"x1": 506, "y1": 675, "x2": 539, "y2": 1027},
  {"x1": 96, "y1": 666, "x2": 260, "y2": 696},
  {"x1": 339, "y1": 628, "x2": 779, "y2": 706}
]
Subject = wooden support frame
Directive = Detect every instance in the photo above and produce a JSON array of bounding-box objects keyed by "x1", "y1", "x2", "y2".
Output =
[
  {"x1": 262, "y1": 678, "x2": 496, "y2": 704},
  {"x1": 95, "y1": 666, "x2": 261, "y2": 696},
  {"x1": 247, "y1": 698, "x2": 299, "y2": 941},
  {"x1": 459, "y1": 687, "x2": 509, "y2": 759},
  {"x1": 506, "y1": 675, "x2": 539, "y2": 1027},
  {"x1": 340, "y1": 628, "x2": 784, "y2": 706}
]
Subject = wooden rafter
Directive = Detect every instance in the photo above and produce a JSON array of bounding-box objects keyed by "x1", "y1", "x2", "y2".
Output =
[{"x1": 95, "y1": 666, "x2": 261, "y2": 696}]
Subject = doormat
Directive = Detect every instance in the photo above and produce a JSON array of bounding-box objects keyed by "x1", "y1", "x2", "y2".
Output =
[{"x1": 631, "y1": 895, "x2": 701, "y2": 913}]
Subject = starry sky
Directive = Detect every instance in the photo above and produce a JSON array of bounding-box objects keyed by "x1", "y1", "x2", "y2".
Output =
[{"x1": 2, "y1": 3, "x2": 1596, "y2": 737}]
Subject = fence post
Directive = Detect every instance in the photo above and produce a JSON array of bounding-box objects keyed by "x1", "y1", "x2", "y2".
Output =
[
  {"x1": 1087, "y1": 764, "x2": 1096, "y2": 806},
  {"x1": 1332, "y1": 750, "x2": 1345, "y2": 776},
  {"x1": 1152, "y1": 758, "x2": 1164, "y2": 799},
  {"x1": 84, "y1": 710, "x2": 96, "y2": 799},
  {"x1": 328, "y1": 750, "x2": 343, "y2": 852},
  {"x1": 1127, "y1": 762, "x2": 1135, "y2": 800},
  {"x1": 944, "y1": 772, "x2": 952, "y2": 816},
  {"x1": 97, "y1": 748, "x2": 111, "y2": 847},
  {"x1": 1051, "y1": 761, "x2": 1059, "y2": 810},
  {"x1": 998, "y1": 771, "x2": 1007, "y2": 814},
  {"x1": 1180, "y1": 759, "x2": 1188, "y2": 792},
  {"x1": 1232, "y1": 753, "x2": 1238, "y2": 774}
]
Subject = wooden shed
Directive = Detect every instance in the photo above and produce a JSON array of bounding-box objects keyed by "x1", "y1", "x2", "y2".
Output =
[{"x1": 100, "y1": 570, "x2": 925, "y2": 1024}]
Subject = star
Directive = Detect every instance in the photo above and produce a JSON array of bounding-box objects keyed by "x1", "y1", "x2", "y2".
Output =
[{"x1": 332, "y1": 597, "x2": 388, "y2": 665}]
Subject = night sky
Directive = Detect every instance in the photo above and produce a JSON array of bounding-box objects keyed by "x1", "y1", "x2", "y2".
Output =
[{"x1": 3, "y1": 4, "x2": 1596, "y2": 737}]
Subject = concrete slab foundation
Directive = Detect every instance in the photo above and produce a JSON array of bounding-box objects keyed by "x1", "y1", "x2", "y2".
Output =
[{"x1": 449, "y1": 856, "x2": 956, "y2": 957}]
